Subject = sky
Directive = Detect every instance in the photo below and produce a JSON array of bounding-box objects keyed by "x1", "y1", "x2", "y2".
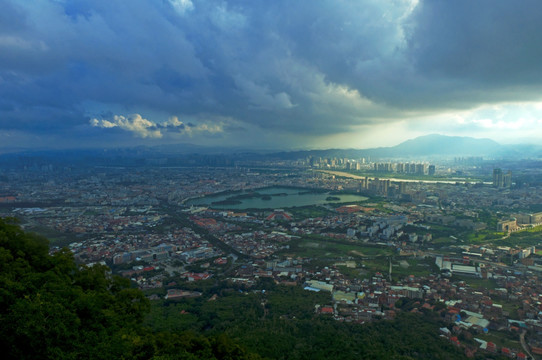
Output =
[{"x1": 1, "y1": 0, "x2": 542, "y2": 151}]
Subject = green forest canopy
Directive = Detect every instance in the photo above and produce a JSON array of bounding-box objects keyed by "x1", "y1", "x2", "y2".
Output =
[
  {"x1": 0, "y1": 218, "x2": 259, "y2": 360},
  {"x1": 0, "y1": 218, "x2": 487, "y2": 359}
]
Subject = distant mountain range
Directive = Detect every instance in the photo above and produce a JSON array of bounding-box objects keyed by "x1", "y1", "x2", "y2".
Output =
[
  {"x1": 385, "y1": 134, "x2": 503, "y2": 156},
  {"x1": 267, "y1": 134, "x2": 542, "y2": 160},
  {"x1": 1, "y1": 134, "x2": 540, "y2": 163}
]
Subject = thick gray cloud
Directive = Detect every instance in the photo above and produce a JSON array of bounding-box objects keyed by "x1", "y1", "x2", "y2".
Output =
[
  {"x1": 1, "y1": 0, "x2": 542, "y2": 149},
  {"x1": 410, "y1": 1, "x2": 542, "y2": 82},
  {"x1": 402, "y1": 0, "x2": 542, "y2": 107}
]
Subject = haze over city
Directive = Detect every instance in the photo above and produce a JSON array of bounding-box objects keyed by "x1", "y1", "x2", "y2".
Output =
[
  {"x1": 6, "y1": 2, "x2": 542, "y2": 358},
  {"x1": 2, "y1": 0, "x2": 542, "y2": 151}
]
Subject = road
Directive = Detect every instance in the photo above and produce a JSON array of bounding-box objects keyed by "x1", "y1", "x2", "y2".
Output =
[{"x1": 520, "y1": 330, "x2": 536, "y2": 360}]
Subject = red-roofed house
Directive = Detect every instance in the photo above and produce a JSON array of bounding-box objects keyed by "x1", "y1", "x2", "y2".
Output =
[
  {"x1": 486, "y1": 342, "x2": 497, "y2": 353},
  {"x1": 321, "y1": 307, "x2": 334, "y2": 314},
  {"x1": 501, "y1": 347, "x2": 512, "y2": 358}
]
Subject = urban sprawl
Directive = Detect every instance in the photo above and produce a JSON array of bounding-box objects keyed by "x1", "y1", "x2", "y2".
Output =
[{"x1": 2, "y1": 155, "x2": 542, "y2": 359}]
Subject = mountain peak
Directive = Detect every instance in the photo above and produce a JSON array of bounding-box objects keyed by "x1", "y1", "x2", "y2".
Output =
[{"x1": 390, "y1": 134, "x2": 503, "y2": 157}]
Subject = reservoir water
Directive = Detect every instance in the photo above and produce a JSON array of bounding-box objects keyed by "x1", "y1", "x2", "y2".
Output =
[{"x1": 186, "y1": 187, "x2": 368, "y2": 210}]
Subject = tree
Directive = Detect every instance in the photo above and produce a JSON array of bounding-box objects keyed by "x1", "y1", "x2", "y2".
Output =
[{"x1": 0, "y1": 218, "x2": 260, "y2": 360}]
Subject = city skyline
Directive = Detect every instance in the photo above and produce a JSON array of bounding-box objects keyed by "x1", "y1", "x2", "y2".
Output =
[{"x1": 2, "y1": 0, "x2": 542, "y2": 151}]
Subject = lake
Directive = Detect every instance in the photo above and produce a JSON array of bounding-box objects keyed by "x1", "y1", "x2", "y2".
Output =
[{"x1": 186, "y1": 187, "x2": 368, "y2": 210}]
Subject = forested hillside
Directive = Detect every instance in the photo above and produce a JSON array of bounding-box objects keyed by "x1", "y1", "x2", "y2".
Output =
[
  {"x1": 0, "y1": 218, "x2": 499, "y2": 359},
  {"x1": 0, "y1": 218, "x2": 259, "y2": 359}
]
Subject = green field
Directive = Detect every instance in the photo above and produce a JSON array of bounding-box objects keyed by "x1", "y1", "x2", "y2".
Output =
[
  {"x1": 464, "y1": 230, "x2": 504, "y2": 243},
  {"x1": 392, "y1": 258, "x2": 439, "y2": 278},
  {"x1": 504, "y1": 225, "x2": 542, "y2": 247},
  {"x1": 287, "y1": 206, "x2": 332, "y2": 220},
  {"x1": 362, "y1": 257, "x2": 437, "y2": 281},
  {"x1": 450, "y1": 275, "x2": 498, "y2": 290},
  {"x1": 278, "y1": 234, "x2": 393, "y2": 260},
  {"x1": 475, "y1": 331, "x2": 521, "y2": 351}
]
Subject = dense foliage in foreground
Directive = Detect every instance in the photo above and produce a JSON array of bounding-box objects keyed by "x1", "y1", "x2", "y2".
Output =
[
  {"x1": 0, "y1": 218, "x2": 259, "y2": 359},
  {"x1": 146, "y1": 285, "x2": 472, "y2": 360},
  {"x1": 0, "y1": 218, "x2": 496, "y2": 359}
]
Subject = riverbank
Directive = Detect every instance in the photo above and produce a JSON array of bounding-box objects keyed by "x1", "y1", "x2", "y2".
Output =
[{"x1": 319, "y1": 170, "x2": 491, "y2": 185}]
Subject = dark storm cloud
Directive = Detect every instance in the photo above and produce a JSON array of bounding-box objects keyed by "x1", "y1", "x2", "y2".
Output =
[
  {"x1": 400, "y1": 0, "x2": 542, "y2": 108},
  {"x1": 1, "y1": 0, "x2": 542, "y2": 148},
  {"x1": 409, "y1": 1, "x2": 542, "y2": 83}
]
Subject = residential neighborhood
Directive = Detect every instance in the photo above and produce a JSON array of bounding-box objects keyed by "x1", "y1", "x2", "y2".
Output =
[{"x1": 2, "y1": 157, "x2": 542, "y2": 358}]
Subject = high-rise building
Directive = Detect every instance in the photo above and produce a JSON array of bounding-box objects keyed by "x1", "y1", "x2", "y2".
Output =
[
  {"x1": 415, "y1": 163, "x2": 426, "y2": 175},
  {"x1": 493, "y1": 168, "x2": 503, "y2": 187},
  {"x1": 503, "y1": 170, "x2": 512, "y2": 188},
  {"x1": 493, "y1": 168, "x2": 512, "y2": 188}
]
